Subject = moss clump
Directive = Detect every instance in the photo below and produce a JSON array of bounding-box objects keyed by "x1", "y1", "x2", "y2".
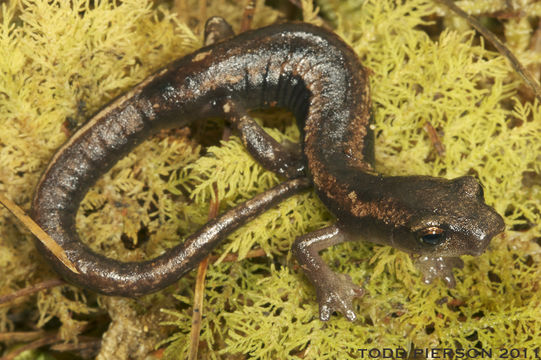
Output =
[{"x1": 0, "y1": 0, "x2": 539, "y2": 358}]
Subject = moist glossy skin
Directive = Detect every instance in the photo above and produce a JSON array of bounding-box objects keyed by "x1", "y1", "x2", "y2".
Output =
[{"x1": 32, "y1": 20, "x2": 505, "y2": 321}]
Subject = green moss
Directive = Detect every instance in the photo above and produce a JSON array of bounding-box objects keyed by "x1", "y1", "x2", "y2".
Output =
[{"x1": 0, "y1": 0, "x2": 539, "y2": 358}]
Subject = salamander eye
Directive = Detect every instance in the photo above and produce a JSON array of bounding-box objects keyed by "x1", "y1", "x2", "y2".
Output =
[{"x1": 418, "y1": 226, "x2": 445, "y2": 245}]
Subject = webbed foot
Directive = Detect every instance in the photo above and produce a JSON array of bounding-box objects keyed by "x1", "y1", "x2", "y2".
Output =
[
  {"x1": 414, "y1": 256, "x2": 464, "y2": 288},
  {"x1": 292, "y1": 225, "x2": 364, "y2": 321},
  {"x1": 315, "y1": 272, "x2": 365, "y2": 321}
]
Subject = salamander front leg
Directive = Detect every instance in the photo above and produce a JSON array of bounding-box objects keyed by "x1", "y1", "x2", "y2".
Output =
[
  {"x1": 292, "y1": 225, "x2": 365, "y2": 321},
  {"x1": 414, "y1": 255, "x2": 464, "y2": 288},
  {"x1": 222, "y1": 100, "x2": 306, "y2": 179}
]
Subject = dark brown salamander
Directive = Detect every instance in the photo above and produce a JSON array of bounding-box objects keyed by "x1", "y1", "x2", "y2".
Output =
[{"x1": 32, "y1": 18, "x2": 505, "y2": 321}]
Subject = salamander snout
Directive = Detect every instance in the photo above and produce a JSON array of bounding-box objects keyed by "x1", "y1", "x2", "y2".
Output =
[
  {"x1": 394, "y1": 175, "x2": 506, "y2": 258},
  {"x1": 450, "y1": 176, "x2": 505, "y2": 255},
  {"x1": 466, "y1": 206, "x2": 505, "y2": 256}
]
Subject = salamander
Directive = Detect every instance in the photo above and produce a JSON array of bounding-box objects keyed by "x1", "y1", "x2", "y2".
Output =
[{"x1": 32, "y1": 18, "x2": 505, "y2": 321}]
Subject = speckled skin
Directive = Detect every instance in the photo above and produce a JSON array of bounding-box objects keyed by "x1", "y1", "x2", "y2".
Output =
[{"x1": 32, "y1": 20, "x2": 505, "y2": 321}]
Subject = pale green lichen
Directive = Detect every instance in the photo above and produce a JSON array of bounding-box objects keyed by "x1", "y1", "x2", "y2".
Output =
[{"x1": 0, "y1": 0, "x2": 539, "y2": 358}]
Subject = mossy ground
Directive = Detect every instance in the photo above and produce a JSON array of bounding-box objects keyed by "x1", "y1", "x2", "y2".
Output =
[{"x1": 0, "y1": 0, "x2": 539, "y2": 359}]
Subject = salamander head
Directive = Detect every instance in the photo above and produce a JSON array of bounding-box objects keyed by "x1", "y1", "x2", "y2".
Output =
[{"x1": 385, "y1": 175, "x2": 505, "y2": 257}]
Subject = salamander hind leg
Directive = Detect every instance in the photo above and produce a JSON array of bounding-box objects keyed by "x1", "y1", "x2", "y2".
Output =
[
  {"x1": 292, "y1": 225, "x2": 365, "y2": 321},
  {"x1": 204, "y1": 0, "x2": 255, "y2": 44},
  {"x1": 204, "y1": 17, "x2": 235, "y2": 46},
  {"x1": 222, "y1": 100, "x2": 306, "y2": 179}
]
